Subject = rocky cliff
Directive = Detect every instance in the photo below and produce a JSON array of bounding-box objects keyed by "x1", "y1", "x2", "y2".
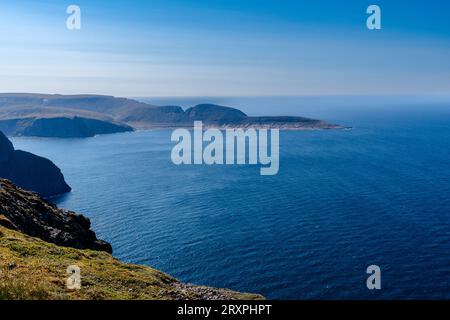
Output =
[
  {"x1": 0, "y1": 179, "x2": 263, "y2": 300},
  {"x1": 0, "y1": 178, "x2": 111, "y2": 253},
  {"x1": 0, "y1": 131, "x2": 71, "y2": 197},
  {"x1": 0, "y1": 225, "x2": 263, "y2": 300}
]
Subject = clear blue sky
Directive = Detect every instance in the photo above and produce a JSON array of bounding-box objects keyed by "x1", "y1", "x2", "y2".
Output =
[{"x1": 0, "y1": 0, "x2": 449, "y2": 96}]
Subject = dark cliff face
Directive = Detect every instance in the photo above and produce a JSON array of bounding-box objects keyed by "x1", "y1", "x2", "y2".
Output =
[
  {"x1": 0, "y1": 131, "x2": 71, "y2": 197},
  {"x1": 0, "y1": 179, "x2": 112, "y2": 253},
  {"x1": 0, "y1": 131, "x2": 13, "y2": 162},
  {"x1": 0, "y1": 117, "x2": 133, "y2": 138}
]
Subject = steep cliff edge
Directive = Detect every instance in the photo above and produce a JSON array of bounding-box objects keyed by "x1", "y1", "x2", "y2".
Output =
[
  {"x1": 0, "y1": 225, "x2": 263, "y2": 300},
  {"x1": 0, "y1": 180, "x2": 263, "y2": 300},
  {"x1": 0, "y1": 178, "x2": 111, "y2": 253},
  {"x1": 0, "y1": 131, "x2": 71, "y2": 197}
]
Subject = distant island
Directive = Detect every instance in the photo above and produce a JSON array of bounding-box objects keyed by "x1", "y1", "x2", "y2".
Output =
[{"x1": 0, "y1": 93, "x2": 343, "y2": 138}]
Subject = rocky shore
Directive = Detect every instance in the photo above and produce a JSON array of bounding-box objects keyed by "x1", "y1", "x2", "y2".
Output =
[{"x1": 0, "y1": 179, "x2": 263, "y2": 300}]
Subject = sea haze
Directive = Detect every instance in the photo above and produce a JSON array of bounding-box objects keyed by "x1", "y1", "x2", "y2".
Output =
[{"x1": 12, "y1": 96, "x2": 450, "y2": 299}]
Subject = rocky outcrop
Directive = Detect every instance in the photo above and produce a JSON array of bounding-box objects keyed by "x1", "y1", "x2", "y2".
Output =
[
  {"x1": 0, "y1": 131, "x2": 71, "y2": 197},
  {"x1": 0, "y1": 178, "x2": 112, "y2": 253},
  {"x1": 0, "y1": 179, "x2": 262, "y2": 299}
]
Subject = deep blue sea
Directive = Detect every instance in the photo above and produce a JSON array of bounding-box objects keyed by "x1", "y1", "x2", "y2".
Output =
[{"x1": 12, "y1": 96, "x2": 450, "y2": 299}]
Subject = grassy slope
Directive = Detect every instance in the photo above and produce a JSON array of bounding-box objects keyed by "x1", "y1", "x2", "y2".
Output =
[{"x1": 0, "y1": 226, "x2": 262, "y2": 300}]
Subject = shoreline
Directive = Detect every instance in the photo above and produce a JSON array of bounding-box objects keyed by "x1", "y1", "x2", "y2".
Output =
[{"x1": 0, "y1": 179, "x2": 264, "y2": 300}]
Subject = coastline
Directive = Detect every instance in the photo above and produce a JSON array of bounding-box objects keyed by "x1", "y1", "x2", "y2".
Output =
[
  {"x1": 0, "y1": 179, "x2": 264, "y2": 300},
  {"x1": 0, "y1": 225, "x2": 264, "y2": 300},
  {"x1": 128, "y1": 123, "x2": 348, "y2": 131}
]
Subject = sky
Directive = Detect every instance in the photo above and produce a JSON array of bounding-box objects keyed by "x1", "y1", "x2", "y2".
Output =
[{"x1": 0, "y1": 0, "x2": 450, "y2": 97}]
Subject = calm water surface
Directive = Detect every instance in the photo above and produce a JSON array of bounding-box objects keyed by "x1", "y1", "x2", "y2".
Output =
[{"x1": 12, "y1": 97, "x2": 450, "y2": 299}]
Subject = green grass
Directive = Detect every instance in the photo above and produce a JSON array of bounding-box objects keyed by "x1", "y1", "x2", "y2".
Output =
[{"x1": 0, "y1": 226, "x2": 263, "y2": 300}]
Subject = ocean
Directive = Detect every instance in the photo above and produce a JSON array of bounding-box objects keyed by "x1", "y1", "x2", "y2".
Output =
[{"x1": 12, "y1": 96, "x2": 450, "y2": 299}]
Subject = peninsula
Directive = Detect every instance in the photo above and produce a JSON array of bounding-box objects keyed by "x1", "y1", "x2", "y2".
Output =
[{"x1": 0, "y1": 93, "x2": 343, "y2": 138}]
